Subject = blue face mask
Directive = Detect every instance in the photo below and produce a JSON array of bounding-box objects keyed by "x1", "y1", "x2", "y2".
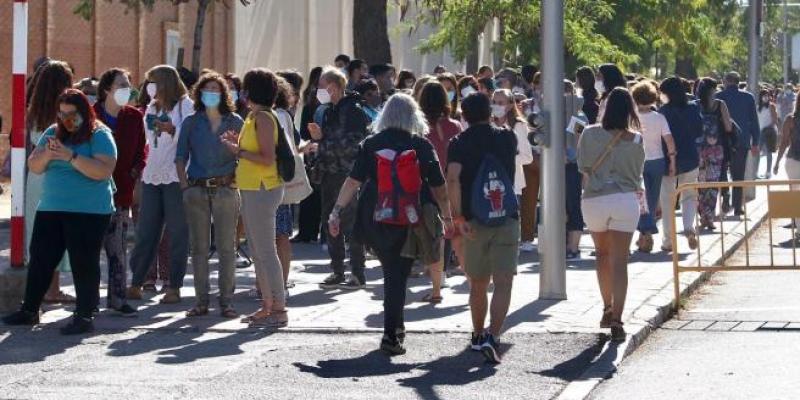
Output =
[
  {"x1": 201, "y1": 91, "x2": 221, "y2": 109},
  {"x1": 447, "y1": 90, "x2": 456, "y2": 102}
]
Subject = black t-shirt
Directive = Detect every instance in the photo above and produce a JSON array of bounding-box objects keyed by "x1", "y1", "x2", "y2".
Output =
[
  {"x1": 349, "y1": 128, "x2": 446, "y2": 190},
  {"x1": 447, "y1": 123, "x2": 518, "y2": 221}
]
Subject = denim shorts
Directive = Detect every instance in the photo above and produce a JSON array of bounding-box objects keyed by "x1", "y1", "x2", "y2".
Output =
[{"x1": 276, "y1": 204, "x2": 293, "y2": 236}]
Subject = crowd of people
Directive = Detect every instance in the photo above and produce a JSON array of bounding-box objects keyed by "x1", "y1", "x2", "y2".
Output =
[{"x1": 3, "y1": 53, "x2": 799, "y2": 364}]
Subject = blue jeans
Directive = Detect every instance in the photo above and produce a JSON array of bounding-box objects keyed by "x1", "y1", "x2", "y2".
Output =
[{"x1": 637, "y1": 158, "x2": 666, "y2": 234}]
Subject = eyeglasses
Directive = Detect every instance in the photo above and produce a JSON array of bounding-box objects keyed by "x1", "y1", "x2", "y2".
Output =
[{"x1": 57, "y1": 111, "x2": 80, "y2": 120}]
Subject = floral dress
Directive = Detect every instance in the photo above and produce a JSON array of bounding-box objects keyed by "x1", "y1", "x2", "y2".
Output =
[{"x1": 697, "y1": 143, "x2": 725, "y2": 227}]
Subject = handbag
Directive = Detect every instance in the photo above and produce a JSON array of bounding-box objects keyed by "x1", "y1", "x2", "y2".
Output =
[{"x1": 281, "y1": 140, "x2": 312, "y2": 205}]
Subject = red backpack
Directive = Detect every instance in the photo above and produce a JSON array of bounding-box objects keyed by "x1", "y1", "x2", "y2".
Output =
[{"x1": 373, "y1": 148, "x2": 422, "y2": 226}]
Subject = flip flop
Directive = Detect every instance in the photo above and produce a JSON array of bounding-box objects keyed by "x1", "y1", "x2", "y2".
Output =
[{"x1": 421, "y1": 293, "x2": 443, "y2": 304}]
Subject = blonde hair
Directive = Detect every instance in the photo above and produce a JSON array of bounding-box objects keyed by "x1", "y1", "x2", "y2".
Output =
[
  {"x1": 146, "y1": 65, "x2": 188, "y2": 112},
  {"x1": 320, "y1": 66, "x2": 347, "y2": 91}
]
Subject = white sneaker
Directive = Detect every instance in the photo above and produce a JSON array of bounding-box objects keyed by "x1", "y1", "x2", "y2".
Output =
[
  {"x1": 519, "y1": 242, "x2": 536, "y2": 252},
  {"x1": 440, "y1": 270, "x2": 449, "y2": 288}
]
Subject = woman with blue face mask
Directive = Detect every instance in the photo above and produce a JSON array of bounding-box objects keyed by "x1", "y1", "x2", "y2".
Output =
[{"x1": 175, "y1": 72, "x2": 243, "y2": 319}]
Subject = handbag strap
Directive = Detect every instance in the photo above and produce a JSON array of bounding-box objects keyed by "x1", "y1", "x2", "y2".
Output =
[{"x1": 590, "y1": 130, "x2": 625, "y2": 175}]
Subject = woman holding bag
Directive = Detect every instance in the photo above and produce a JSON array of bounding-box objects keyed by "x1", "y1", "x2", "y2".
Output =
[
  {"x1": 578, "y1": 87, "x2": 645, "y2": 342},
  {"x1": 221, "y1": 68, "x2": 288, "y2": 327}
]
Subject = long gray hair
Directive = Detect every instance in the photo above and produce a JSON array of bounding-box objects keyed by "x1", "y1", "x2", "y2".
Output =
[{"x1": 373, "y1": 93, "x2": 429, "y2": 136}]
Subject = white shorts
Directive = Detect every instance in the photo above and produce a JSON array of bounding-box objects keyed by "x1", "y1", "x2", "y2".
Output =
[{"x1": 581, "y1": 192, "x2": 640, "y2": 233}]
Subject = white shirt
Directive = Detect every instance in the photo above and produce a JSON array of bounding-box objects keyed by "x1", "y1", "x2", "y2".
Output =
[
  {"x1": 142, "y1": 96, "x2": 194, "y2": 185},
  {"x1": 758, "y1": 106, "x2": 773, "y2": 130},
  {"x1": 512, "y1": 121, "x2": 534, "y2": 195},
  {"x1": 639, "y1": 110, "x2": 672, "y2": 161}
]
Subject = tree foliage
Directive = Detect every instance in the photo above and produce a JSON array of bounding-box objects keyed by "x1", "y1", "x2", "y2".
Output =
[{"x1": 405, "y1": 0, "x2": 797, "y2": 82}]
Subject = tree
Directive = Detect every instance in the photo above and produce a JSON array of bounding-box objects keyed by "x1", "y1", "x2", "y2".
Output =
[
  {"x1": 353, "y1": 0, "x2": 393, "y2": 65},
  {"x1": 74, "y1": 0, "x2": 250, "y2": 74}
]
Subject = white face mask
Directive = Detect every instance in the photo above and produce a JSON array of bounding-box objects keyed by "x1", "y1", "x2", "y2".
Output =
[
  {"x1": 113, "y1": 87, "x2": 132, "y2": 107},
  {"x1": 491, "y1": 104, "x2": 507, "y2": 118},
  {"x1": 146, "y1": 83, "x2": 157, "y2": 99},
  {"x1": 461, "y1": 86, "x2": 477, "y2": 98},
  {"x1": 316, "y1": 88, "x2": 331, "y2": 105},
  {"x1": 86, "y1": 95, "x2": 97, "y2": 105},
  {"x1": 594, "y1": 80, "x2": 605, "y2": 94}
]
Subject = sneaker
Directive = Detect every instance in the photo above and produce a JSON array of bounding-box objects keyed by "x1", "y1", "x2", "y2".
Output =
[
  {"x1": 320, "y1": 273, "x2": 346, "y2": 289},
  {"x1": 470, "y1": 332, "x2": 485, "y2": 351},
  {"x1": 235, "y1": 252, "x2": 251, "y2": 269},
  {"x1": 159, "y1": 288, "x2": 181, "y2": 304},
  {"x1": 519, "y1": 242, "x2": 536, "y2": 252},
  {"x1": 396, "y1": 328, "x2": 406, "y2": 345},
  {"x1": 380, "y1": 335, "x2": 407, "y2": 356},
  {"x1": 2, "y1": 310, "x2": 39, "y2": 326},
  {"x1": 339, "y1": 275, "x2": 366, "y2": 290},
  {"x1": 110, "y1": 304, "x2": 138, "y2": 318},
  {"x1": 60, "y1": 315, "x2": 94, "y2": 335},
  {"x1": 127, "y1": 286, "x2": 143, "y2": 300},
  {"x1": 480, "y1": 333, "x2": 502, "y2": 364}
]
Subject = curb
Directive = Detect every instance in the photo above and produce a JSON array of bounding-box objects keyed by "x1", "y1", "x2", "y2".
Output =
[{"x1": 556, "y1": 208, "x2": 769, "y2": 400}]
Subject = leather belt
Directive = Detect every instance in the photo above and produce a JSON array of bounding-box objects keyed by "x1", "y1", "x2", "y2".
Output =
[{"x1": 189, "y1": 176, "x2": 235, "y2": 188}]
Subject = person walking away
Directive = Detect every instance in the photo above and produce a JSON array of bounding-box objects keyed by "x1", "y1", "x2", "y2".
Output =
[
  {"x1": 447, "y1": 93, "x2": 520, "y2": 364},
  {"x1": 24, "y1": 60, "x2": 75, "y2": 304},
  {"x1": 757, "y1": 89, "x2": 779, "y2": 179},
  {"x1": 328, "y1": 93, "x2": 453, "y2": 355},
  {"x1": 715, "y1": 72, "x2": 760, "y2": 216},
  {"x1": 176, "y1": 72, "x2": 243, "y2": 318},
  {"x1": 578, "y1": 87, "x2": 645, "y2": 342},
  {"x1": 3, "y1": 89, "x2": 117, "y2": 334},
  {"x1": 221, "y1": 68, "x2": 289, "y2": 327},
  {"x1": 773, "y1": 94, "x2": 800, "y2": 236},
  {"x1": 95, "y1": 68, "x2": 146, "y2": 316},
  {"x1": 631, "y1": 81, "x2": 676, "y2": 253},
  {"x1": 658, "y1": 77, "x2": 704, "y2": 252},
  {"x1": 127, "y1": 65, "x2": 193, "y2": 304},
  {"x1": 697, "y1": 131, "x2": 725, "y2": 230},
  {"x1": 418, "y1": 81, "x2": 463, "y2": 302},
  {"x1": 491, "y1": 89, "x2": 534, "y2": 252},
  {"x1": 308, "y1": 67, "x2": 370, "y2": 290}
]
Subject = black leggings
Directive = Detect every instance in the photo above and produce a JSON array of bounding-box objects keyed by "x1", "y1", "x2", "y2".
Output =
[
  {"x1": 376, "y1": 247, "x2": 414, "y2": 341},
  {"x1": 23, "y1": 211, "x2": 111, "y2": 318}
]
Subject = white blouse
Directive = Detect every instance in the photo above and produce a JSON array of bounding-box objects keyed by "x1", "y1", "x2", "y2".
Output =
[{"x1": 141, "y1": 97, "x2": 194, "y2": 185}]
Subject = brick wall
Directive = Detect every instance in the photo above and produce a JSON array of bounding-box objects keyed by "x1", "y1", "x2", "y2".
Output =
[{"x1": 0, "y1": 0, "x2": 234, "y2": 135}]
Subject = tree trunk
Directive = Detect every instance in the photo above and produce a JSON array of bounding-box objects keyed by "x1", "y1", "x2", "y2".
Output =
[
  {"x1": 191, "y1": 0, "x2": 212, "y2": 74},
  {"x1": 353, "y1": 0, "x2": 392, "y2": 65},
  {"x1": 674, "y1": 55, "x2": 698, "y2": 80}
]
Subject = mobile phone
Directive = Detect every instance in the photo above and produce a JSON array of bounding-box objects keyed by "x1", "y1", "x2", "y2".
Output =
[{"x1": 146, "y1": 114, "x2": 157, "y2": 131}]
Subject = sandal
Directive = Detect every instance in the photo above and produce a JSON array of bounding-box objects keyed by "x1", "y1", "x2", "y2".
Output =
[
  {"x1": 43, "y1": 291, "x2": 76, "y2": 304},
  {"x1": 421, "y1": 293, "x2": 443, "y2": 304},
  {"x1": 220, "y1": 307, "x2": 239, "y2": 319},
  {"x1": 185, "y1": 305, "x2": 209, "y2": 317},
  {"x1": 241, "y1": 309, "x2": 270, "y2": 324},
  {"x1": 686, "y1": 231, "x2": 699, "y2": 250},
  {"x1": 250, "y1": 310, "x2": 288, "y2": 328}
]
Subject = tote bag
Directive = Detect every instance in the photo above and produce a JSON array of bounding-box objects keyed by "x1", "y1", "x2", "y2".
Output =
[{"x1": 276, "y1": 110, "x2": 312, "y2": 205}]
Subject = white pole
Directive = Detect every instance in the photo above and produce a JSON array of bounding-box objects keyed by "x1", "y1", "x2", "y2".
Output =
[
  {"x1": 748, "y1": 0, "x2": 761, "y2": 94},
  {"x1": 539, "y1": 0, "x2": 567, "y2": 300}
]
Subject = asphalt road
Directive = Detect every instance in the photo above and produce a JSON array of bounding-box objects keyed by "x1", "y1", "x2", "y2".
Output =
[
  {"x1": 590, "y1": 233, "x2": 800, "y2": 400},
  {"x1": 0, "y1": 328, "x2": 603, "y2": 400}
]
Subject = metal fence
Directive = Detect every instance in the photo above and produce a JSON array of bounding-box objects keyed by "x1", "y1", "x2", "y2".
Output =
[{"x1": 671, "y1": 180, "x2": 800, "y2": 309}]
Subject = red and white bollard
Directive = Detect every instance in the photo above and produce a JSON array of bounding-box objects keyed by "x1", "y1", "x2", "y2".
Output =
[{"x1": 11, "y1": 0, "x2": 28, "y2": 268}]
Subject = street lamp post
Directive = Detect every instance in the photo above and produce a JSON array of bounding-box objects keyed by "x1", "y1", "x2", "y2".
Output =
[
  {"x1": 538, "y1": 0, "x2": 567, "y2": 300},
  {"x1": 748, "y1": 0, "x2": 762, "y2": 94}
]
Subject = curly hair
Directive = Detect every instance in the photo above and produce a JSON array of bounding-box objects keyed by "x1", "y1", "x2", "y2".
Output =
[{"x1": 192, "y1": 71, "x2": 235, "y2": 115}]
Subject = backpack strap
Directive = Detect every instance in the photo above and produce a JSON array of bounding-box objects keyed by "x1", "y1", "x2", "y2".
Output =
[{"x1": 590, "y1": 130, "x2": 625, "y2": 175}]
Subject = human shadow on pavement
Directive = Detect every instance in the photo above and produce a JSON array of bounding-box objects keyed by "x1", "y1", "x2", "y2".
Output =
[
  {"x1": 502, "y1": 298, "x2": 559, "y2": 332},
  {"x1": 535, "y1": 335, "x2": 607, "y2": 380},
  {"x1": 0, "y1": 313, "x2": 103, "y2": 365},
  {"x1": 154, "y1": 330, "x2": 274, "y2": 364},
  {"x1": 363, "y1": 303, "x2": 470, "y2": 329},
  {"x1": 397, "y1": 347, "x2": 505, "y2": 400},
  {"x1": 293, "y1": 349, "x2": 422, "y2": 378}
]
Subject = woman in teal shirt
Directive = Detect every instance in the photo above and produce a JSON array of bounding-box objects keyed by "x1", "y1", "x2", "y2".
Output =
[{"x1": 3, "y1": 89, "x2": 117, "y2": 335}]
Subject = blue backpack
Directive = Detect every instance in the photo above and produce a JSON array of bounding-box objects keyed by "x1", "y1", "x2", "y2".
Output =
[{"x1": 470, "y1": 154, "x2": 518, "y2": 226}]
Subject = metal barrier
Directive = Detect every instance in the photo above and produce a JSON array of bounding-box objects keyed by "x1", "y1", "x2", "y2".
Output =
[{"x1": 671, "y1": 180, "x2": 800, "y2": 310}]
